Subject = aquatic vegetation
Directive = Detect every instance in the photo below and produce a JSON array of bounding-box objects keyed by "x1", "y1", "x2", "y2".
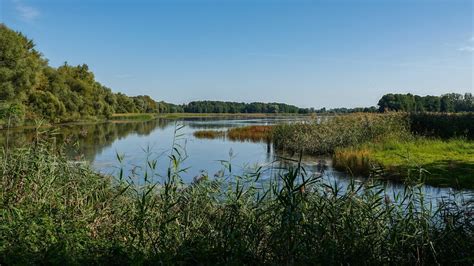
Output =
[
  {"x1": 227, "y1": 125, "x2": 273, "y2": 142},
  {"x1": 193, "y1": 129, "x2": 225, "y2": 139},
  {"x1": 194, "y1": 125, "x2": 273, "y2": 143}
]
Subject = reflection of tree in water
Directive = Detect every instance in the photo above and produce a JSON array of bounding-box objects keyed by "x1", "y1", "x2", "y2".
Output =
[{"x1": 0, "y1": 119, "x2": 173, "y2": 162}]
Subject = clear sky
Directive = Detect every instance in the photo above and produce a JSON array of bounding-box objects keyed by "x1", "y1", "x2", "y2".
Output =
[{"x1": 1, "y1": 0, "x2": 473, "y2": 108}]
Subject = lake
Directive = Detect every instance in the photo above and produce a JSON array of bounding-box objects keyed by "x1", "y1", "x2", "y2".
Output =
[{"x1": 2, "y1": 116, "x2": 472, "y2": 201}]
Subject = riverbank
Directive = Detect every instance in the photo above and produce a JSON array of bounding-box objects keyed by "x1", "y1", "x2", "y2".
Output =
[{"x1": 1, "y1": 142, "x2": 472, "y2": 264}]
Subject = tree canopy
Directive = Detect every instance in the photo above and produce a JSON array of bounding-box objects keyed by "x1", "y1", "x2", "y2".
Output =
[{"x1": 378, "y1": 93, "x2": 474, "y2": 113}]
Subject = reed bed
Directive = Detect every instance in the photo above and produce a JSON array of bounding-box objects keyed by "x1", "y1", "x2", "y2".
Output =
[
  {"x1": 193, "y1": 129, "x2": 225, "y2": 139},
  {"x1": 1, "y1": 130, "x2": 473, "y2": 264},
  {"x1": 193, "y1": 125, "x2": 273, "y2": 142},
  {"x1": 227, "y1": 125, "x2": 273, "y2": 142},
  {"x1": 273, "y1": 113, "x2": 410, "y2": 154}
]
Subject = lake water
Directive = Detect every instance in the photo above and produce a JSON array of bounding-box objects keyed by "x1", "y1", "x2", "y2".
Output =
[{"x1": 3, "y1": 116, "x2": 472, "y2": 202}]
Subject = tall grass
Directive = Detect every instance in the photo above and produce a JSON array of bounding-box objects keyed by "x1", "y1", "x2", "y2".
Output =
[
  {"x1": 273, "y1": 113, "x2": 410, "y2": 154},
  {"x1": 193, "y1": 125, "x2": 273, "y2": 143},
  {"x1": 227, "y1": 125, "x2": 272, "y2": 142},
  {"x1": 1, "y1": 127, "x2": 473, "y2": 264}
]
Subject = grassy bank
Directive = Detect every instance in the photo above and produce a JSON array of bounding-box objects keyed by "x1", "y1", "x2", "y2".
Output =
[
  {"x1": 1, "y1": 140, "x2": 472, "y2": 264},
  {"x1": 334, "y1": 138, "x2": 474, "y2": 188}
]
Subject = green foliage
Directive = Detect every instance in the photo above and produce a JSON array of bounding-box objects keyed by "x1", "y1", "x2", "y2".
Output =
[
  {"x1": 378, "y1": 93, "x2": 474, "y2": 112},
  {"x1": 183, "y1": 101, "x2": 308, "y2": 114},
  {"x1": 0, "y1": 138, "x2": 472, "y2": 264},
  {"x1": 410, "y1": 112, "x2": 474, "y2": 139}
]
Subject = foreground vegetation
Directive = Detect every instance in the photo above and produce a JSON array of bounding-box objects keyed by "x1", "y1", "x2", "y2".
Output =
[{"x1": 1, "y1": 136, "x2": 473, "y2": 264}]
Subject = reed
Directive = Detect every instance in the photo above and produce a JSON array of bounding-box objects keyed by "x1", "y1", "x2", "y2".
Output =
[
  {"x1": 193, "y1": 125, "x2": 273, "y2": 142},
  {"x1": 273, "y1": 113, "x2": 410, "y2": 154},
  {"x1": 227, "y1": 125, "x2": 273, "y2": 142},
  {"x1": 193, "y1": 129, "x2": 225, "y2": 139}
]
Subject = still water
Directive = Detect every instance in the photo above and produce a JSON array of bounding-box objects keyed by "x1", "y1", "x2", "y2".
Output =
[{"x1": 4, "y1": 117, "x2": 472, "y2": 201}]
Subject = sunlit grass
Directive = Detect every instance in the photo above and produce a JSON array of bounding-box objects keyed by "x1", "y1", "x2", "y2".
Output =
[{"x1": 334, "y1": 138, "x2": 474, "y2": 188}]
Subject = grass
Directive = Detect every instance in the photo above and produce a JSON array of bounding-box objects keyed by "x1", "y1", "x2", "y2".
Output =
[
  {"x1": 334, "y1": 138, "x2": 474, "y2": 188},
  {"x1": 273, "y1": 113, "x2": 410, "y2": 154}
]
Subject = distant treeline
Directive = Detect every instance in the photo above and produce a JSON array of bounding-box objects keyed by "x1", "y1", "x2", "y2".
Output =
[
  {"x1": 378, "y1": 93, "x2": 474, "y2": 113},
  {"x1": 181, "y1": 101, "x2": 309, "y2": 114}
]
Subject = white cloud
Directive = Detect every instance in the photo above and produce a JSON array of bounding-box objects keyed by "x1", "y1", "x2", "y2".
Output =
[
  {"x1": 458, "y1": 37, "x2": 474, "y2": 52},
  {"x1": 13, "y1": 0, "x2": 40, "y2": 22},
  {"x1": 458, "y1": 46, "x2": 474, "y2": 52}
]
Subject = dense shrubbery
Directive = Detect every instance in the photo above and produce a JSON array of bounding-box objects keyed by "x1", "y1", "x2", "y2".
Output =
[
  {"x1": 1, "y1": 138, "x2": 472, "y2": 264},
  {"x1": 410, "y1": 112, "x2": 474, "y2": 139}
]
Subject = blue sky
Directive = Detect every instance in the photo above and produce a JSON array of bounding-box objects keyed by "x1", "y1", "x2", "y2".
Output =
[{"x1": 1, "y1": 0, "x2": 472, "y2": 108}]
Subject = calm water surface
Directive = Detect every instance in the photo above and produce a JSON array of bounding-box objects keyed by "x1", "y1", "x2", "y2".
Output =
[{"x1": 4, "y1": 117, "x2": 472, "y2": 202}]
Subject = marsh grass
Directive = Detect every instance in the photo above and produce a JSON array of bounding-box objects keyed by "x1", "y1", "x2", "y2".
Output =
[
  {"x1": 273, "y1": 113, "x2": 410, "y2": 154},
  {"x1": 193, "y1": 129, "x2": 225, "y2": 139},
  {"x1": 227, "y1": 125, "x2": 273, "y2": 142},
  {"x1": 1, "y1": 125, "x2": 473, "y2": 264},
  {"x1": 334, "y1": 138, "x2": 474, "y2": 188},
  {"x1": 193, "y1": 125, "x2": 273, "y2": 143}
]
